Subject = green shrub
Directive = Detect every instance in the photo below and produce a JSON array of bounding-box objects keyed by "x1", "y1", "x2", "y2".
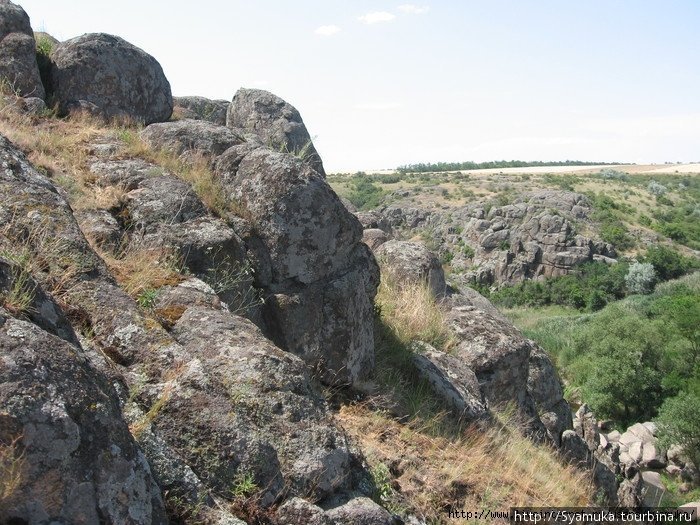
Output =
[
  {"x1": 656, "y1": 392, "x2": 700, "y2": 469},
  {"x1": 642, "y1": 246, "x2": 698, "y2": 281},
  {"x1": 346, "y1": 172, "x2": 386, "y2": 210}
]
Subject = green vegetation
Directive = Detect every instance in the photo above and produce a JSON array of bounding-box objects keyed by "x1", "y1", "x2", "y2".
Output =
[
  {"x1": 587, "y1": 193, "x2": 635, "y2": 250},
  {"x1": 656, "y1": 393, "x2": 700, "y2": 470},
  {"x1": 397, "y1": 160, "x2": 620, "y2": 174},
  {"x1": 508, "y1": 273, "x2": 700, "y2": 429},
  {"x1": 489, "y1": 261, "x2": 629, "y2": 311},
  {"x1": 345, "y1": 172, "x2": 387, "y2": 210},
  {"x1": 35, "y1": 34, "x2": 54, "y2": 98}
]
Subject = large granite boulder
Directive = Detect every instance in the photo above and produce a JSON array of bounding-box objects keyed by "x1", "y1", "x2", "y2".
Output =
[
  {"x1": 0, "y1": 0, "x2": 44, "y2": 98},
  {"x1": 231, "y1": 148, "x2": 379, "y2": 385},
  {"x1": 374, "y1": 240, "x2": 446, "y2": 298},
  {"x1": 140, "y1": 118, "x2": 245, "y2": 160},
  {"x1": 49, "y1": 33, "x2": 172, "y2": 123},
  {"x1": 173, "y1": 95, "x2": 229, "y2": 125},
  {"x1": 227, "y1": 88, "x2": 325, "y2": 176},
  {"x1": 0, "y1": 309, "x2": 167, "y2": 524}
]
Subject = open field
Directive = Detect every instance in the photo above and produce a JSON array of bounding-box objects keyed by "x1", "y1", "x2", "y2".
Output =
[{"x1": 365, "y1": 163, "x2": 700, "y2": 177}]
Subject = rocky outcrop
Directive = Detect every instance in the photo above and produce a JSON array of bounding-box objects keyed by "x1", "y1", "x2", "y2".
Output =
[
  {"x1": 49, "y1": 33, "x2": 173, "y2": 123},
  {"x1": 227, "y1": 88, "x2": 325, "y2": 176},
  {"x1": 0, "y1": 0, "x2": 45, "y2": 98},
  {"x1": 174, "y1": 95, "x2": 230, "y2": 125},
  {"x1": 231, "y1": 148, "x2": 379, "y2": 386},
  {"x1": 375, "y1": 240, "x2": 446, "y2": 298},
  {"x1": 365, "y1": 191, "x2": 617, "y2": 288},
  {"x1": 0, "y1": 309, "x2": 168, "y2": 524},
  {"x1": 1, "y1": 119, "x2": 385, "y2": 520},
  {"x1": 140, "y1": 118, "x2": 246, "y2": 161}
]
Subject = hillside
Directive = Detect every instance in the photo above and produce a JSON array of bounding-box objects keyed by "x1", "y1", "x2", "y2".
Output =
[{"x1": 1, "y1": 1, "x2": 699, "y2": 523}]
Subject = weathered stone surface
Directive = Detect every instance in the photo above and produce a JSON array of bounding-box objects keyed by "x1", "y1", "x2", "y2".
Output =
[
  {"x1": 174, "y1": 95, "x2": 229, "y2": 125},
  {"x1": 325, "y1": 497, "x2": 398, "y2": 525},
  {"x1": 362, "y1": 228, "x2": 389, "y2": 251},
  {"x1": 227, "y1": 88, "x2": 325, "y2": 175},
  {"x1": 641, "y1": 442, "x2": 667, "y2": 469},
  {"x1": 234, "y1": 149, "x2": 360, "y2": 285},
  {"x1": 75, "y1": 208, "x2": 122, "y2": 250},
  {"x1": 140, "y1": 118, "x2": 245, "y2": 160},
  {"x1": 574, "y1": 404, "x2": 600, "y2": 452},
  {"x1": 641, "y1": 471, "x2": 665, "y2": 506},
  {"x1": 89, "y1": 158, "x2": 161, "y2": 190},
  {"x1": 617, "y1": 473, "x2": 643, "y2": 506},
  {"x1": 0, "y1": 1, "x2": 44, "y2": 98},
  {"x1": 370, "y1": 190, "x2": 617, "y2": 287},
  {"x1": 125, "y1": 173, "x2": 207, "y2": 232},
  {"x1": 50, "y1": 33, "x2": 172, "y2": 124},
  {"x1": 277, "y1": 497, "x2": 332, "y2": 525},
  {"x1": 375, "y1": 240, "x2": 446, "y2": 298},
  {"x1": 0, "y1": 257, "x2": 79, "y2": 346},
  {"x1": 528, "y1": 347, "x2": 572, "y2": 445},
  {"x1": 0, "y1": 310, "x2": 167, "y2": 524},
  {"x1": 165, "y1": 306, "x2": 356, "y2": 503},
  {"x1": 264, "y1": 243, "x2": 379, "y2": 386},
  {"x1": 411, "y1": 342, "x2": 488, "y2": 421},
  {"x1": 442, "y1": 292, "x2": 549, "y2": 435},
  {"x1": 561, "y1": 430, "x2": 589, "y2": 465}
]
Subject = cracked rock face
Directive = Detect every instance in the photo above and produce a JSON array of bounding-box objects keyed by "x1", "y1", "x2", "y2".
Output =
[
  {"x1": 231, "y1": 148, "x2": 379, "y2": 385},
  {"x1": 227, "y1": 87, "x2": 325, "y2": 176},
  {"x1": 0, "y1": 0, "x2": 45, "y2": 99},
  {"x1": 173, "y1": 95, "x2": 230, "y2": 126},
  {"x1": 0, "y1": 310, "x2": 167, "y2": 524},
  {"x1": 49, "y1": 33, "x2": 173, "y2": 124}
]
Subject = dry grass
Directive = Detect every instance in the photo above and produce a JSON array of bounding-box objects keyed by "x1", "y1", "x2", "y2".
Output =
[
  {"x1": 118, "y1": 130, "x2": 230, "y2": 217},
  {"x1": 0, "y1": 435, "x2": 25, "y2": 509},
  {"x1": 338, "y1": 404, "x2": 593, "y2": 523},
  {"x1": 376, "y1": 275, "x2": 455, "y2": 353},
  {"x1": 98, "y1": 244, "x2": 184, "y2": 300},
  {"x1": 0, "y1": 100, "x2": 231, "y2": 217},
  {"x1": 129, "y1": 384, "x2": 173, "y2": 438}
]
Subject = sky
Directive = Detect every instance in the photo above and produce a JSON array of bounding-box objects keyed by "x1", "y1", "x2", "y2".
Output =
[{"x1": 19, "y1": 1, "x2": 700, "y2": 172}]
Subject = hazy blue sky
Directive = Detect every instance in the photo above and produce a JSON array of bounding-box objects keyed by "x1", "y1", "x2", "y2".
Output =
[{"x1": 20, "y1": 1, "x2": 700, "y2": 171}]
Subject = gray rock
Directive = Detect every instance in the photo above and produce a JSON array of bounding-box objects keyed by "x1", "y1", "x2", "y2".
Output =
[
  {"x1": 167, "y1": 306, "x2": 356, "y2": 503},
  {"x1": 528, "y1": 347, "x2": 572, "y2": 445},
  {"x1": 641, "y1": 471, "x2": 665, "y2": 506},
  {"x1": 375, "y1": 240, "x2": 446, "y2": 298},
  {"x1": 362, "y1": 228, "x2": 389, "y2": 251},
  {"x1": 50, "y1": 33, "x2": 172, "y2": 124},
  {"x1": 125, "y1": 173, "x2": 207, "y2": 232},
  {"x1": 606, "y1": 430, "x2": 621, "y2": 442},
  {"x1": 277, "y1": 497, "x2": 332, "y2": 525},
  {"x1": 0, "y1": 311, "x2": 167, "y2": 524},
  {"x1": 641, "y1": 442, "x2": 667, "y2": 469},
  {"x1": 89, "y1": 158, "x2": 161, "y2": 190},
  {"x1": 411, "y1": 342, "x2": 488, "y2": 421},
  {"x1": 140, "y1": 118, "x2": 245, "y2": 160},
  {"x1": 264, "y1": 244, "x2": 379, "y2": 386},
  {"x1": 561, "y1": 430, "x2": 589, "y2": 465},
  {"x1": 325, "y1": 497, "x2": 398, "y2": 525},
  {"x1": 227, "y1": 88, "x2": 325, "y2": 176},
  {"x1": 75, "y1": 208, "x2": 122, "y2": 251},
  {"x1": 0, "y1": 1, "x2": 45, "y2": 98},
  {"x1": 233, "y1": 148, "x2": 361, "y2": 285},
  {"x1": 617, "y1": 473, "x2": 643, "y2": 506},
  {"x1": 173, "y1": 95, "x2": 229, "y2": 125},
  {"x1": 0, "y1": 257, "x2": 78, "y2": 345}
]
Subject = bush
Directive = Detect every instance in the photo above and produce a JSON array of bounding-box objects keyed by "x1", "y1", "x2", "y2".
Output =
[
  {"x1": 625, "y1": 262, "x2": 656, "y2": 294},
  {"x1": 642, "y1": 246, "x2": 698, "y2": 281},
  {"x1": 656, "y1": 392, "x2": 700, "y2": 469},
  {"x1": 346, "y1": 173, "x2": 386, "y2": 210},
  {"x1": 648, "y1": 180, "x2": 668, "y2": 196}
]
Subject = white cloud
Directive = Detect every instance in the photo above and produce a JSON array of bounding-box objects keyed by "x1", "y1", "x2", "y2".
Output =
[
  {"x1": 358, "y1": 11, "x2": 396, "y2": 24},
  {"x1": 398, "y1": 4, "x2": 430, "y2": 14},
  {"x1": 315, "y1": 25, "x2": 341, "y2": 37}
]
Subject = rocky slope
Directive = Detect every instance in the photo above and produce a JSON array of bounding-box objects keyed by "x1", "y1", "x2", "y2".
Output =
[
  {"x1": 357, "y1": 190, "x2": 617, "y2": 288},
  {"x1": 0, "y1": 1, "x2": 660, "y2": 523}
]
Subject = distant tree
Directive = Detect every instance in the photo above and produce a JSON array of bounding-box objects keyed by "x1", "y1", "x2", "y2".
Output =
[
  {"x1": 643, "y1": 246, "x2": 697, "y2": 281},
  {"x1": 656, "y1": 392, "x2": 700, "y2": 469},
  {"x1": 625, "y1": 262, "x2": 656, "y2": 294}
]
